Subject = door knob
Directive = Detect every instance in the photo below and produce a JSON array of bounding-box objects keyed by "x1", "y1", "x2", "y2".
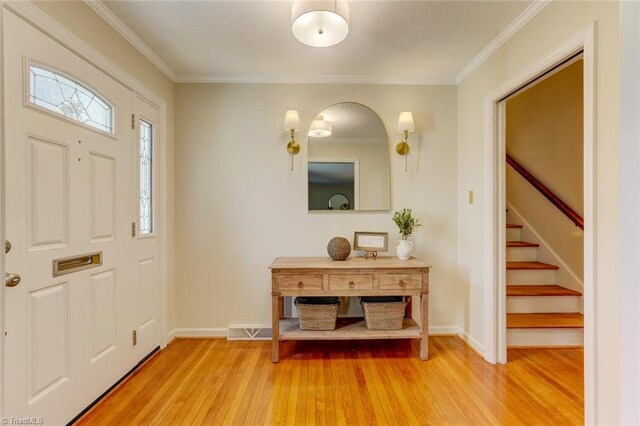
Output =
[
  {"x1": 5, "y1": 240, "x2": 11, "y2": 254},
  {"x1": 5, "y1": 273, "x2": 21, "y2": 288}
]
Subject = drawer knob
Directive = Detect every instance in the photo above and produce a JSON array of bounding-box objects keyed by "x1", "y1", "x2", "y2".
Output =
[
  {"x1": 297, "y1": 281, "x2": 304, "y2": 288},
  {"x1": 348, "y1": 280, "x2": 355, "y2": 288},
  {"x1": 399, "y1": 280, "x2": 406, "y2": 288}
]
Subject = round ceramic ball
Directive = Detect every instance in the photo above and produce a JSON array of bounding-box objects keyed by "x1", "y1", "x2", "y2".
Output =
[{"x1": 327, "y1": 237, "x2": 351, "y2": 261}]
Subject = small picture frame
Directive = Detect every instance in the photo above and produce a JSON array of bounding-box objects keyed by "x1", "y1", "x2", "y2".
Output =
[{"x1": 353, "y1": 232, "x2": 388, "y2": 259}]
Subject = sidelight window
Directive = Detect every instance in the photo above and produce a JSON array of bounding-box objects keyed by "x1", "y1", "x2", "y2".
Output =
[{"x1": 138, "y1": 119, "x2": 153, "y2": 235}]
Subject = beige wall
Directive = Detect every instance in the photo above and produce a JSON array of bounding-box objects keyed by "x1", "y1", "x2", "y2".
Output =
[
  {"x1": 506, "y1": 60, "x2": 583, "y2": 279},
  {"x1": 175, "y1": 83, "x2": 462, "y2": 332},
  {"x1": 457, "y1": 1, "x2": 619, "y2": 422},
  {"x1": 32, "y1": 1, "x2": 177, "y2": 332}
]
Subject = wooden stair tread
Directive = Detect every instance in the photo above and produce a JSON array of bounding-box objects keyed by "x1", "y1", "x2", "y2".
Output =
[
  {"x1": 507, "y1": 285, "x2": 582, "y2": 297},
  {"x1": 507, "y1": 224, "x2": 523, "y2": 228},
  {"x1": 506, "y1": 261, "x2": 559, "y2": 270},
  {"x1": 506, "y1": 241, "x2": 539, "y2": 248},
  {"x1": 507, "y1": 313, "x2": 584, "y2": 329}
]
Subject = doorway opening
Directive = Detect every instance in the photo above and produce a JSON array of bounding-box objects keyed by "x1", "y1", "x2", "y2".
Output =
[
  {"x1": 501, "y1": 54, "x2": 585, "y2": 351},
  {"x1": 483, "y1": 24, "x2": 595, "y2": 422}
]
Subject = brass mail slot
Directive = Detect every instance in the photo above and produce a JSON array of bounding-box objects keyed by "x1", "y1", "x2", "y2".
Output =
[{"x1": 53, "y1": 251, "x2": 102, "y2": 277}]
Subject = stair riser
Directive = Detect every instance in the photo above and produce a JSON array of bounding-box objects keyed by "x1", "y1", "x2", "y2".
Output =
[
  {"x1": 507, "y1": 296, "x2": 581, "y2": 313},
  {"x1": 507, "y1": 270, "x2": 556, "y2": 284},
  {"x1": 506, "y1": 247, "x2": 538, "y2": 262},
  {"x1": 507, "y1": 328, "x2": 583, "y2": 347},
  {"x1": 506, "y1": 228, "x2": 521, "y2": 241}
]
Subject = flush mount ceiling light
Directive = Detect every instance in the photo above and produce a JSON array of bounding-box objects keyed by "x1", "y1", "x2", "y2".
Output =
[
  {"x1": 309, "y1": 115, "x2": 332, "y2": 137},
  {"x1": 292, "y1": 0, "x2": 349, "y2": 47}
]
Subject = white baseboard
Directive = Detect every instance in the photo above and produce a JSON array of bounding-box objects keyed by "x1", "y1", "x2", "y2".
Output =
[
  {"x1": 429, "y1": 325, "x2": 487, "y2": 358},
  {"x1": 166, "y1": 328, "x2": 227, "y2": 342},
  {"x1": 456, "y1": 329, "x2": 485, "y2": 357},
  {"x1": 427, "y1": 325, "x2": 460, "y2": 335},
  {"x1": 165, "y1": 329, "x2": 177, "y2": 345}
]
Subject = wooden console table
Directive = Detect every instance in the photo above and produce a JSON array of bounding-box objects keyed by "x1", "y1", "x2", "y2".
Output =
[{"x1": 269, "y1": 256, "x2": 430, "y2": 362}]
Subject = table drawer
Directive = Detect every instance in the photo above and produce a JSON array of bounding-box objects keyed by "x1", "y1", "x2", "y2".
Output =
[
  {"x1": 329, "y1": 274, "x2": 373, "y2": 290},
  {"x1": 379, "y1": 274, "x2": 422, "y2": 290},
  {"x1": 278, "y1": 274, "x2": 323, "y2": 290}
]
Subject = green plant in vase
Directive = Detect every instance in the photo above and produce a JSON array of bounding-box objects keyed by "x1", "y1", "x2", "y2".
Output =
[{"x1": 392, "y1": 208, "x2": 421, "y2": 260}]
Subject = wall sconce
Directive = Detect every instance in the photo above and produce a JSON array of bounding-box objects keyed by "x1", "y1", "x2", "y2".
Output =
[
  {"x1": 396, "y1": 111, "x2": 415, "y2": 172},
  {"x1": 284, "y1": 110, "x2": 300, "y2": 170}
]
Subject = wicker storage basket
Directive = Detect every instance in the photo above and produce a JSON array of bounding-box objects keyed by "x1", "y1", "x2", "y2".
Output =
[
  {"x1": 360, "y1": 297, "x2": 407, "y2": 330},
  {"x1": 294, "y1": 297, "x2": 340, "y2": 331}
]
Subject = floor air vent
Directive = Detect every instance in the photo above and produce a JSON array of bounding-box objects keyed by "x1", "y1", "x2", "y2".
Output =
[{"x1": 227, "y1": 325, "x2": 272, "y2": 340}]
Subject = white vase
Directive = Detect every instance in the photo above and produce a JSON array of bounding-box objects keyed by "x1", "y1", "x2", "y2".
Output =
[{"x1": 396, "y1": 240, "x2": 413, "y2": 260}]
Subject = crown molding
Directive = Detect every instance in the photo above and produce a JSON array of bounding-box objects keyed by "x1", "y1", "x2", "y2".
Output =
[
  {"x1": 455, "y1": 0, "x2": 551, "y2": 85},
  {"x1": 175, "y1": 74, "x2": 456, "y2": 85},
  {"x1": 82, "y1": 0, "x2": 178, "y2": 82},
  {"x1": 82, "y1": 0, "x2": 548, "y2": 87}
]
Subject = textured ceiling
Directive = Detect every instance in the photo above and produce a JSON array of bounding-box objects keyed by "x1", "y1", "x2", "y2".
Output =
[{"x1": 102, "y1": 0, "x2": 532, "y2": 83}]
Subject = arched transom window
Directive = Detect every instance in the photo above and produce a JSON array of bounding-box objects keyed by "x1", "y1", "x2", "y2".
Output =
[{"x1": 28, "y1": 65, "x2": 114, "y2": 133}]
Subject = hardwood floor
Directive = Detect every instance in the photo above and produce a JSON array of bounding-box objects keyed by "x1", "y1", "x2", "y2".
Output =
[{"x1": 76, "y1": 337, "x2": 584, "y2": 425}]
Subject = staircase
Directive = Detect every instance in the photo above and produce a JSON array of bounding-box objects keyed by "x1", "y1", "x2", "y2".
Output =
[{"x1": 506, "y1": 223, "x2": 584, "y2": 347}]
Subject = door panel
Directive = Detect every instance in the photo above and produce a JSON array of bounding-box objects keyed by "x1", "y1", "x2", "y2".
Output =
[
  {"x1": 136, "y1": 257, "x2": 157, "y2": 352},
  {"x1": 26, "y1": 135, "x2": 69, "y2": 250},
  {"x1": 89, "y1": 153, "x2": 116, "y2": 243},
  {"x1": 90, "y1": 269, "x2": 117, "y2": 363},
  {"x1": 27, "y1": 281, "x2": 69, "y2": 405},
  {"x1": 138, "y1": 258, "x2": 156, "y2": 326}
]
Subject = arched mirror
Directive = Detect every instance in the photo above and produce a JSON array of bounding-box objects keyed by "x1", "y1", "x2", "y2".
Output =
[{"x1": 307, "y1": 102, "x2": 390, "y2": 211}]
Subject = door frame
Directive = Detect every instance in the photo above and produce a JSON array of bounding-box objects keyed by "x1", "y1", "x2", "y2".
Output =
[
  {"x1": 0, "y1": 0, "x2": 6, "y2": 419},
  {"x1": 482, "y1": 23, "x2": 596, "y2": 422},
  {"x1": 1, "y1": 0, "x2": 170, "y2": 358},
  {"x1": 620, "y1": 1, "x2": 640, "y2": 422}
]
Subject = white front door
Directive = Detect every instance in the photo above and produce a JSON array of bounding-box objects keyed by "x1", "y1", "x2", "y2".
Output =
[{"x1": 3, "y1": 10, "x2": 158, "y2": 424}]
